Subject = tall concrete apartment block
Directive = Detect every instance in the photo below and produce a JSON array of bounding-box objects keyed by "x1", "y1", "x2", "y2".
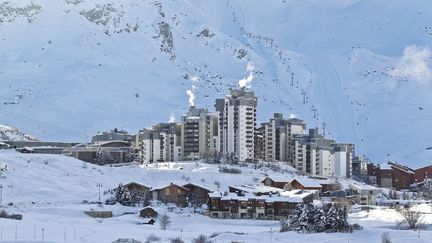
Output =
[
  {"x1": 136, "y1": 123, "x2": 181, "y2": 163},
  {"x1": 289, "y1": 128, "x2": 354, "y2": 177},
  {"x1": 217, "y1": 89, "x2": 257, "y2": 162},
  {"x1": 181, "y1": 107, "x2": 220, "y2": 160},
  {"x1": 260, "y1": 113, "x2": 306, "y2": 162}
]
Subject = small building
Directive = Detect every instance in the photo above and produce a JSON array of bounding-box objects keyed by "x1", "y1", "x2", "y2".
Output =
[
  {"x1": 378, "y1": 163, "x2": 393, "y2": 188},
  {"x1": 415, "y1": 165, "x2": 432, "y2": 183},
  {"x1": 139, "y1": 207, "x2": 158, "y2": 218},
  {"x1": 389, "y1": 162, "x2": 414, "y2": 190},
  {"x1": 261, "y1": 176, "x2": 290, "y2": 189},
  {"x1": 143, "y1": 218, "x2": 156, "y2": 225},
  {"x1": 84, "y1": 210, "x2": 113, "y2": 218},
  {"x1": 123, "y1": 182, "x2": 151, "y2": 206},
  {"x1": 183, "y1": 183, "x2": 213, "y2": 207},
  {"x1": 151, "y1": 183, "x2": 191, "y2": 207},
  {"x1": 286, "y1": 178, "x2": 323, "y2": 192},
  {"x1": 351, "y1": 184, "x2": 380, "y2": 205}
]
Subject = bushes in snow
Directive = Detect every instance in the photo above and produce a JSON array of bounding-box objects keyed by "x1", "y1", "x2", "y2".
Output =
[
  {"x1": 160, "y1": 212, "x2": 171, "y2": 230},
  {"x1": 219, "y1": 166, "x2": 241, "y2": 174},
  {"x1": 381, "y1": 232, "x2": 391, "y2": 243},
  {"x1": 280, "y1": 204, "x2": 354, "y2": 233},
  {"x1": 0, "y1": 210, "x2": 22, "y2": 220},
  {"x1": 145, "y1": 234, "x2": 161, "y2": 243},
  {"x1": 191, "y1": 234, "x2": 213, "y2": 243},
  {"x1": 169, "y1": 237, "x2": 184, "y2": 243}
]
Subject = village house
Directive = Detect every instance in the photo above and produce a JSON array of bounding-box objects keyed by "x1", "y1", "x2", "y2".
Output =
[
  {"x1": 151, "y1": 183, "x2": 191, "y2": 207},
  {"x1": 351, "y1": 183, "x2": 380, "y2": 205},
  {"x1": 261, "y1": 175, "x2": 290, "y2": 189},
  {"x1": 183, "y1": 183, "x2": 213, "y2": 207},
  {"x1": 389, "y1": 162, "x2": 415, "y2": 190},
  {"x1": 123, "y1": 182, "x2": 151, "y2": 206},
  {"x1": 139, "y1": 206, "x2": 158, "y2": 218},
  {"x1": 285, "y1": 178, "x2": 324, "y2": 192},
  {"x1": 415, "y1": 165, "x2": 432, "y2": 183}
]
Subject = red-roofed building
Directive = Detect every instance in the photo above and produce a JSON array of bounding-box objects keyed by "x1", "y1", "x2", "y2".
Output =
[{"x1": 415, "y1": 165, "x2": 432, "y2": 183}]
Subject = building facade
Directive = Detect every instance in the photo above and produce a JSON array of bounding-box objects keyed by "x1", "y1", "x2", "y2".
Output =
[{"x1": 219, "y1": 89, "x2": 257, "y2": 162}]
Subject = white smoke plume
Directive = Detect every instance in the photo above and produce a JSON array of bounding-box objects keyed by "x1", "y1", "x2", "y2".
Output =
[
  {"x1": 393, "y1": 45, "x2": 432, "y2": 84},
  {"x1": 238, "y1": 62, "x2": 255, "y2": 89},
  {"x1": 169, "y1": 112, "x2": 176, "y2": 123},
  {"x1": 186, "y1": 85, "x2": 196, "y2": 107},
  {"x1": 289, "y1": 113, "x2": 297, "y2": 119}
]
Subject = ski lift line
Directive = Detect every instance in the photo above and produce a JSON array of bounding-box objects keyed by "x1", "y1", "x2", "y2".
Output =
[{"x1": 3, "y1": 111, "x2": 91, "y2": 140}]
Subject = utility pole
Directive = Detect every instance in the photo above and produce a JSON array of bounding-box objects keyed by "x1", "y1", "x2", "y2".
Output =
[
  {"x1": 291, "y1": 72, "x2": 294, "y2": 86},
  {"x1": 41, "y1": 228, "x2": 45, "y2": 243},
  {"x1": 311, "y1": 108, "x2": 317, "y2": 118},
  {"x1": 0, "y1": 184, "x2": 3, "y2": 205},
  {"x1": 301, "y1": 91, "x2": 306, "y2": 104},
  {"x1": 322, "y1": 122, "x2": 327, "y2": 136},
  {"x1": 96, "y1": 183, "x2": 102, "y2": 204}
]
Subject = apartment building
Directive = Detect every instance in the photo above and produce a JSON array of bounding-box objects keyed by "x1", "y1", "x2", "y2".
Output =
[
  {"x1": 260, "y1": 113, "x2": 305, "y2": 162},
  {"x1": 181, "y1": 107, "x2": 220, "y2": 160},
  {"x1": 136, "y1": 123, "x2": 181, "y2": 163},
  {"x1": 218, "y1": 89, "x2": 257, "y2": 162}
]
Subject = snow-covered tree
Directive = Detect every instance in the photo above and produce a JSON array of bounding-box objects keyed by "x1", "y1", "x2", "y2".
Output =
[{"x1": 280, "y1": 204, "x2": 354, "y2": 234}]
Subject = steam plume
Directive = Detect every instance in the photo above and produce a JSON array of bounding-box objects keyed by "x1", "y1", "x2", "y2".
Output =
[{"x1": 238, "y1": 62, "x2": 255, "y2": 89}]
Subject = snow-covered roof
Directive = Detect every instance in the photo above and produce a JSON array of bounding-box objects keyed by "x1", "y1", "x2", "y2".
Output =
[
  {"x1": 351, "y1": 183, "x2": 380, "y2": 191},
  {"x1": 379, "y1": 163, "x2": 392, "y2": 170},
  {"x1": 261, "y1": 175, "x2": 292, "y2": 183},
  {"x1": 229, "y1": 184, "x2": 283, "y2": 194},
  {"x1": 290, "y1": 178, "x2": 324, "y2": 188}
]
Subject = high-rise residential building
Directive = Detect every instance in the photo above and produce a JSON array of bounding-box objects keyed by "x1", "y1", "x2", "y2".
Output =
[
  {"x1": 260, "y1": 113, "x2": 306, "y2": 162},
  {"x1": 290, "y1": 128, "x2": 335, "y2": 176},
  {"x1": 136, "y1": 123, "x2": 181, "y2": 163},
  {"x1": 220, "y1": 89, "x2": 257, "y2": 162},
  {"x1": 332, "y1": 143, "x2": 355, "y2": 178},
  {"x1": 181, "y1": 107, "x2": 220, "y2": 160}
]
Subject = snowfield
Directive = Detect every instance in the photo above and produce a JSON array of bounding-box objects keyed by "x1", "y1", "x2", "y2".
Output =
[
  {"x1": 0, "y1": 0, "x2": 431, "y2": 167},
  {"x1": 0, "y1": 151, "x2": 431, "y2": 242}
]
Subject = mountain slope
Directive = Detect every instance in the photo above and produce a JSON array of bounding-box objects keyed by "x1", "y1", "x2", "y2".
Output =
[{"x1": 0, "y1": 0, "x2": 431, "y2": 166}]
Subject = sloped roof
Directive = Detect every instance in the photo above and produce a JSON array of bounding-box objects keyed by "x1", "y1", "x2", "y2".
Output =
[{"x1": 290, "y1": 178, "x2": 323, "y2": 188}]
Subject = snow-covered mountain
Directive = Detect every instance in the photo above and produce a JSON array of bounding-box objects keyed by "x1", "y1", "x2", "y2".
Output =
[
  {"x1": 0, "y1": 0, "x2": 431, "y2": 166},
  {"x1": 0, "y1": 124, "x2": 38, "y2": 141}
]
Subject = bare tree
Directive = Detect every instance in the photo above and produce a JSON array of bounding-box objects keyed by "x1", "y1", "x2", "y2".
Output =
[
  {"x1": 397, "y1": 208, "x2": 423, "y2": 229},
  {"x1": 381, "y1": 232, "x2": 391, "y2": 243},
  {"x1": 192, "y1": 234, "x2": 213, "y2": 243},
  {"x1": 145, "y1": 234, "x2": 161, "y2": 243},
  {"x1": 160, "y1": 212, "x2": 171, "y2": 230},
  {"x1": 170, "y1": 237, "x2": 184, "y2": 243}
]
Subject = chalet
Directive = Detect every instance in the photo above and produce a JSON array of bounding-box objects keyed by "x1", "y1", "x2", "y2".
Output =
[
  {"x1": 151, "y1": 183, "x2": 190, "y2": 207},
  {"x1": 139, "y1": 207, "x2": 158, "y2": 218},
  {"x1": 286, "y1": 178, "x2": 323, "y2": 192},
  {"x1": 124, "y1": 182, "x2": 151, "y2": 206},
  {"x1": 183, "y1": 183, "x2": 213, "y2": 207},
  {"x1": 261, "y1": 176, "x2": 290, "y2": 189},
  {"x1": 351, "y1": 184, "x2": 380, "y2": 205},
  {"x1": 415, "y1": 165, "x2": 432, "y2": 183},
  {"x1": 389, "y1": 162, "x2": 414, "y2": 190}
]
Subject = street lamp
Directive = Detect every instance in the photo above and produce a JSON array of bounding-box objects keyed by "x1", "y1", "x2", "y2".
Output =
[
  {"x1": 96, "y1": 183, "x2": 102, "y2": 204},
  {"x1": 0, "y1": 184, "x2": 3, "y2": 206}
]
